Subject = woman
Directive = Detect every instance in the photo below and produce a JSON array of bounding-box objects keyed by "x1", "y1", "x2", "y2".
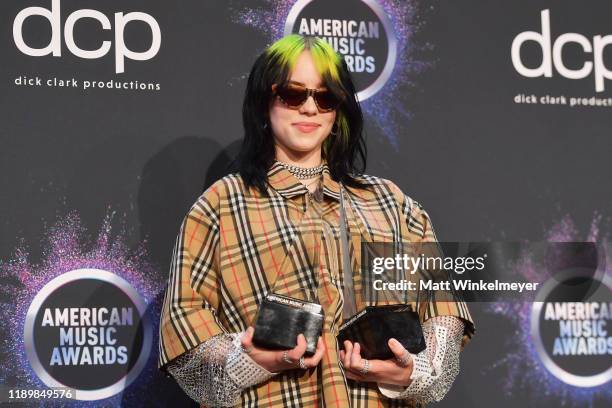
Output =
[{"x1": 159, "y1": 34, "x2": 474, "y2": 407}]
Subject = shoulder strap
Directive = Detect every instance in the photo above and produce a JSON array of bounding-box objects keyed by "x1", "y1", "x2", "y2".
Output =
[
  {"x1": 339, "y1": 186, "x2": 357, "y2": 318},
  {"x1": 340, "y1": 184, "x2": 426, "y2": 317}
]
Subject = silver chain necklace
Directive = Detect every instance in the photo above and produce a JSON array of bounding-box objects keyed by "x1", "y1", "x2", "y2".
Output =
[{"x1": 277, "y1": 160, "x2": 324, "y2": 179}]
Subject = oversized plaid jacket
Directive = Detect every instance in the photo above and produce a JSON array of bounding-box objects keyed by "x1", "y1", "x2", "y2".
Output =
[{"x1": 159, "y1": 161, "x2": 474, "y2": 407}]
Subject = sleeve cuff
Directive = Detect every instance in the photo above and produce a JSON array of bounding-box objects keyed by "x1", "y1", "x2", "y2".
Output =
[
  {"x1": 378, "y1": 382, "x2": 408, "y2": 399},
  {"x1": 378, "y1": 319, "x2": 457, "y2": 401},
  {"x1": 225, "y1": 334, "x2": 276, "y2": 388}
]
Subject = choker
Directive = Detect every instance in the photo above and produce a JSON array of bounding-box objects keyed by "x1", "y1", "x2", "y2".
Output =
[{"x1": 277, "y1": 161, "x2": 324, "y2": 179}]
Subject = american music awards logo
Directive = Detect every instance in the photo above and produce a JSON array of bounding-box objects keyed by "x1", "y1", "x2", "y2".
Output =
[
  {"x1": 0, "y1": 213, "x2": 163, "y2": 404},
  {"x1": 284, "y1": 0, "x2": 397, "y2": 101},
  {"x1": 531, "y1": 271, "x2": 612, "y2": 388},
  {"x1": 24, "y1": 269, "x2": 152, "y2": 401},
  {"x1": 488, "y1": 223, "x2": 612, "y2": 406}
]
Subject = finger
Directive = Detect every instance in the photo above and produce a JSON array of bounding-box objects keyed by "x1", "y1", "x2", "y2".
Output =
[
  {"x1": 388, "y1": 338, "x2": 408, "y2": 360},
  {"x1": 317, "y1": 336, "x2": 325, "y2": 351},
  {"x1": 241, "y1": 327, "x2": 255, "y2": 348},
  {"x1": 288, "y1": 334, "x2": 308, "y2": 360},
  {"x1": 351, "y1": 343, "x2": 373, "y2": 378},
  {"x1": 303, "y1": 337, "x2": 325, "y2": 367},
  {"x1": 350, "y1": 342, "x2": 362, "y2": 367},
  {"x1": 277, "y1": 349, "x2": 293, "y2": 367},
  {"x1": 343, "y1": 341, "x2": 353, "y2": 368},
  {"x1": 339, "y1": 350, "x2": 345, "y2": 360}
]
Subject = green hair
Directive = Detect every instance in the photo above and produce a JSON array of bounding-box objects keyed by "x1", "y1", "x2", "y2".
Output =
[
  {"x1": 266, "y1": 35, "x2": 350, "y2": 156},
  {"x1": 237, "y1": 34, "x2": 367, "y2": 195},
  {"x1": 267, "y1": 34, "x2": 342, "y2": 81}
]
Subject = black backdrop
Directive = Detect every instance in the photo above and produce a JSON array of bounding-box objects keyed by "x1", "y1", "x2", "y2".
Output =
[{"x1": 1, "y1": 1, "x2": 610, "y2": 407}]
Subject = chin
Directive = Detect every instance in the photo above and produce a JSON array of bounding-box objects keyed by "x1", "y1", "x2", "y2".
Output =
[
  {"x1": 286, "y1": 134, "x2": 326, "y2": 153},
  {"x1": 286, "y1": 142, "x2": 321, "y2": 154}
]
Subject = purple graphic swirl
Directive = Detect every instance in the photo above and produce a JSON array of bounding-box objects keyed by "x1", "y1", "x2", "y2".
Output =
[
  {"x1": 0, "y1": 211, "x2": 165, "y2": 407},
  {"x1": 487, "y1": 215, "x2": 611, "y2": 408}
]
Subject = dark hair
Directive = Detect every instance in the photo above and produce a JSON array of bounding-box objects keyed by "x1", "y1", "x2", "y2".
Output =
[{"x1": 236, "y1": 34, "x2": 367, "y2": 195}]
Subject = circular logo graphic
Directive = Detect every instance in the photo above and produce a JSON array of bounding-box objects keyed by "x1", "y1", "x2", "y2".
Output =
[
  {"x1": 24, "y1": 269, "x2": 152, "y2": 400},
  {"x1": 284, "y1": 0, "x2": 397, "y2": 101},
  {"x1": 531, "y1": 269, "x2": 612, "y2": 387}
]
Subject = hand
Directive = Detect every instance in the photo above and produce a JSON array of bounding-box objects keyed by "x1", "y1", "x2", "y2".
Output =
[
  {"x1": 339, "y1": 338, "x2": 413, "y2": 387},
  {"x1": 240, "y1": 327, "x2": 326, "y2": 373}
]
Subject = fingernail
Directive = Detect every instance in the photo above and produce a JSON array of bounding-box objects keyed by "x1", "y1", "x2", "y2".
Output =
[{"x1": 389, "y1": 338, "x2": 399, "y2": 346}]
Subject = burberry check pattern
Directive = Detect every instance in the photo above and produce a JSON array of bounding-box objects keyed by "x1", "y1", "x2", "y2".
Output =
[{"x1": 159, "y1": 162, "x2": 475, "y2": 407}]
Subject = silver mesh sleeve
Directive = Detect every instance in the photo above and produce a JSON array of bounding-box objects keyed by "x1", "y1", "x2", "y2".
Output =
[
  {"x1": 378, "y1": 315, "x2": 465, "y2": 404},
  {"x1": 166, "y1": 333, "x2": 275, "y2": 407}
]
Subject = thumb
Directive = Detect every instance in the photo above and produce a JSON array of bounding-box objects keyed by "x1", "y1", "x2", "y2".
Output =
[
  {"x1": 290, "y1": 334, "x2": 308, "y2": 358},
  {"x1": 241, "y1": 326, "x2": 255, "y2": 348},
  {"x1": 388, "y1": 338, "x2": 408, "y2": 359}
]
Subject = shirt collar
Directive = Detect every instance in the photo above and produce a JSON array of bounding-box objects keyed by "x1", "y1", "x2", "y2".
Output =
[{"x1": 267, "y1": 161, "x2": 341, "y2": 201}]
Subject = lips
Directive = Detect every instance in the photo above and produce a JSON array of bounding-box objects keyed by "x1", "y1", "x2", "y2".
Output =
[{"x1": 293, "y1": 122, "x2": 321, "y2": 133}]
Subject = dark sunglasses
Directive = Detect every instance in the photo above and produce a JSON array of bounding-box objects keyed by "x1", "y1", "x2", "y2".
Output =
[{"x1": 272, "y1": 83, "x2": 342, "y2": 113}]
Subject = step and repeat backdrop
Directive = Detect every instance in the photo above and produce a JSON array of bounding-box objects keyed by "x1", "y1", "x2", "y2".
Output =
[{"x1": 0, "y1": 0, "x2": 610, "y2": 407}]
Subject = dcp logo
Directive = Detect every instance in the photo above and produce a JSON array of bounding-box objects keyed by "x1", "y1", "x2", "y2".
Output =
[
  {"x1": 13, "y1": 0, "x2": 161, "y2": 73},
  {"x1": 511, "y1": 9, "x2": 612, "y2": 92}
]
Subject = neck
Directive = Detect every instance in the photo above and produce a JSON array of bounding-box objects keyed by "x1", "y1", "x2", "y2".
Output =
[{"x1": 274, "y1": 145, "x2": 322, "y2": 168}]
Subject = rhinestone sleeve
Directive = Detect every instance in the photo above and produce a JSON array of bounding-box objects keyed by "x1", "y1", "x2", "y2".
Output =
[
  {"x1": 378, "y1": 315, "x2": 465, "y2": 403},
  {"x1": 166, "y1": 332, "x2": 276, "y2": 407}
]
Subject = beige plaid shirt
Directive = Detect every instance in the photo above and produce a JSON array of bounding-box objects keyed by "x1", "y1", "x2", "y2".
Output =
[{"x1": 159, "y1": 162, "x2": 474, "y2": 407}]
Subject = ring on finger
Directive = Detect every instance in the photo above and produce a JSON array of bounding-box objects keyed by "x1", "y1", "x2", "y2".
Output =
[
  {"x1": 298, "y1": 357, "x2": 308, "y2": 370},
  {"x1": 359, "y1": 359, "x2": 369, "y2": 375},
  {"x1": 240, "y1": 345, "x2": 253, "y2": 354},
  {"x1": 282, "y1": 350, "x2": 293, "y2": 365},
  {"x1": 397, "y1": 351, "x2": 411, "y2": 367}
]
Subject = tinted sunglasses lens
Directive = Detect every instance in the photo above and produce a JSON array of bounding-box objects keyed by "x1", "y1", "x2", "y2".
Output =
[
  {"x1": 315, "y1": 91, "x2": 340, "y2": 111},
  {"x1": 277, "y1": 86, "x2": 308, "y2": 107}
]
